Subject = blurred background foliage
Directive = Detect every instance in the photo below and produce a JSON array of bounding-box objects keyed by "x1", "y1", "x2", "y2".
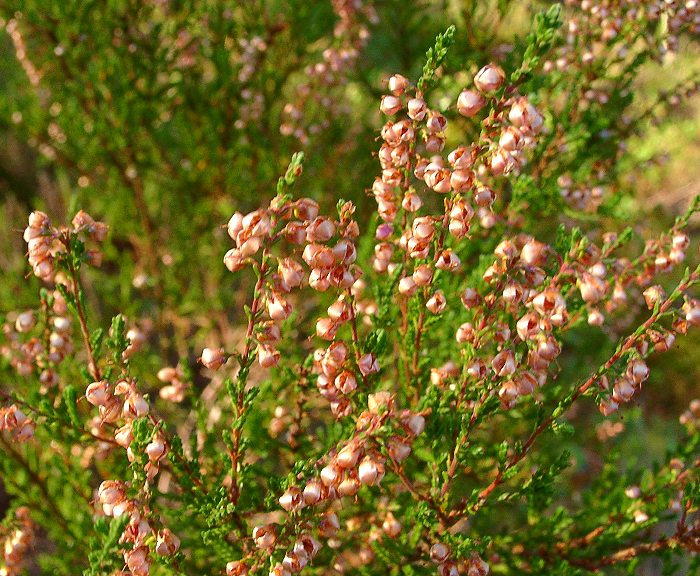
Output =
[{"x1": 0, "y1": 1, "x2": 699, "y2": 574}]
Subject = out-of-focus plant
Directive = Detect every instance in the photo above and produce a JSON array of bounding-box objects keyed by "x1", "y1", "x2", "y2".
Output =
[{"x1": 1, "y1": 1, "x2": 700, "y2": 575}]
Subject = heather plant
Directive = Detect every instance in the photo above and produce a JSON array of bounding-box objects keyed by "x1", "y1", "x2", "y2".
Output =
[{"x1": 1, "y1": 2, "x2": 700, "y2": 576}]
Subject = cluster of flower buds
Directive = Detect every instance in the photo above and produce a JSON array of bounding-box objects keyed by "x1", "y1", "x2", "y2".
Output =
[
  {"x1": 24, "y1": 210, "x2": 108, "y2": 283},
  {"x1": 97, "y1": 480, "x2": 180, "y2": 575},
  {"x1": 598, "y1": 358, "x2": 650, "y2": 416},
  {"x1": 557, "y1": 174, "x2": 606, "y2": 212},
  {"x1": 280, "y1": 0, "x2": 376, "y2": 144},
  {"x1": 1, "y1": 289, "x2": 73, "y2": 391},
  {"x1": 224, "y1": 208, "x2": 273, "y2": 273},
  {"x1": 313, "y1": 341, "x2": 359, "y2": 417},
  {"x1": 237, "y1": 35, "x2": 267, "y2": 84},
  {"x1": 1, "y1": 507, "x2": 34, "y2": 576},
  {"x1": 267, "y1": 533, "x2": 322, "y2": 576},
  {"x1": 157, "y1": 365, "x2": 188, "y2": 402},
  {"x1": 456, "y1": 238, "x2": 566, "y2": 407},
  {"x1": 679, "y1": 398, "x2": 700, "y2": 430},
  {"x1": 272, "y1": 392, "x2": 423, "y2": 535},
  {"x1": 301, "y1": 200, "x2": 359, "y2": 296},
  {"x1": 429, "y1": 544, "x2": 489, "y2": 576},
  {"x1": 0, "y1": 404, "x2": 35, "y2": 442},
  {"x1": 85, "y1": 377, "x2": 166, "y2": 480},
  {"x1": 490, "y1": 94, "x2": 544, "y2": 177},
  {"x1": 24, "y1": 211, "x2": 60, "y2": 282},
  {"x1": 222, "y1": 196, "x2": 363, "y2": 375}
]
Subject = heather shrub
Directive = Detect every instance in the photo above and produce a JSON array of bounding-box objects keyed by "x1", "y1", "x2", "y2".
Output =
[{"x1": 1, "y1": 2, "x2": 700, "y2": 576}]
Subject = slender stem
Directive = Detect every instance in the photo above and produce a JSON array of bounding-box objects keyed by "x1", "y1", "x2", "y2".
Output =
[
  {"x1": 229, "y1": 252, "x2": 269, "y2": 505},
  {"x1": 62, "y1": 242, "x2": 101, "y2": 382},
  {"x1": 346, "y1": 290, "x2": 368, "y2": 387}
]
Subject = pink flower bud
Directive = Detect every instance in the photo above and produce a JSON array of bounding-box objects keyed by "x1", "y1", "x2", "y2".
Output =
[
  {"x1": 388, "y1": 74, "x2": 410, "y2": 96},
  {"x1": 123, "y1": 392, "x2": 149, "y2": 420},
  {"x1": 227, "y1": 212, "x2": 244, "y2": 240},
  {"x1": 278, "y1": 258, "x2": 304, "y2": 290},
  {"x1": 426, "y1": 290, "x2": 447, "y2": 314},
  {"x1": 86, "y1": 380, "x2": 111, "y2": 406},
  {"x1": 627, "y1": 359, "x2": 649, "y2": 385},
  {"x1": 467, "y1": 360, "x2": 488, "y2": 379},
  {"x1": 279, "y1": 486, "x2": 304, "y2": 512},
  {"x1": 336, "y1": 441, "x2": 363, "y2": 468},
  {"x1": 643, "y1": 285, "x2": 665, "y2": 309},
  {"x1": 467, "y1": 555, "x2": 490, "y2": 576},
  {"x1": 358, "y1": 455, "x2": 385, "y2": 485},
  {"x1": 398, "y1": 276, "x2": 418, "y2": 296},
  {"x1": 98, "y1": 480, "x2": 126, "y2": 505},
  {"x1": 306, "y1": 217, "x2": 337, "y2": 243},
  {"x1": 257, "y1": 344, "x2": 280, "y2": 368},
  {"x1": 368, "y1": 391, "x2": 393, "y2": 413},
  {"x1": 335, "y1": 371, "x2": 357, "y2": 394},
  {"x1": 295, "y1": 535, "x2": 321, "y2": 558},
  {"x1": 402, "y1": 191, "x2": 423, "y2": 212},
  {"x1": 457, "y1": 89, "x2": 485, "y2": 117},
  {"x1": 295, "y1": 198, "x2": 319, "y2": 221},
  {"x1": 253, "y1": 524, "x2": 277, "y2": 548},
  {"x1": 588, "y1": 309, "x2": 605, "y2": 326},
  {"x1": 226, "y1": 561, "x2": 250, "y2": 576},
  {"x1": 426, "y1": 111, "x2": 447, "y2": 133},
  {"x1": 284, "y1": 221, "x2": 307, "y2": 245},
  {"x1": 448, "y1": 146, "x2": 474, "y2": 169},
  {"x1": 338, "y1": 474, "x2": 361, "y2": 496},
  {"x1": 612, "y1": 377, "x2": 636, "y2": 403},
  {"x1": 388, "y1": 436, "x2": 411, "y2": 462},
  {"x1": 380, "y1": 95, "x2": 402, "y2": 116},
  {"x1": 456, "y1": 322, "x2": 476, "y2": 344},
  {"x1": 303, "y1": 480, "x2": 323, "y2": 505},
  {"x1": 436, "y1": 250, "x2": 461, "y2": 271},
  {"x1": 382, "y1": 512, "x2": 402, "y2": 537},
  {"x1": 309, "y1": 268, "x2": 331, "y2": 291},
  {"x1": 99, "y1": 397, "x2": 123, "y2": 423},
  {"x1": 499, "y1": 126, "x2": 524, "y2": 151},
  {"x1": 28, "y1": 210, "x2": 50, "y2": 229},
  {"x1": 509, "y1": 97, "x2": 543, "y2": 132},
  {"x1": 474, "y1": 64, "x2": 505, "y2": 92},
  {"x1": 499, "y1": 380, "x2": 519, "y2": 408},
  {"x1": 124, "y1": 546, "x2": 151, "y2": 576},
  {"x1": 599, "y1": 398, "x2": 619, "y2": 416},
  {"x1": 201, "y1": 347, "x2": 226, "y2": 370},
  {"x1": 316, "y1": 317, "x2": 338, "y2": 340},
  {"x1": 407, "y1": 98, "x2": 427, "y2": 121},
  {"x1": 155, "y1": 529, "x2": 180, "y2": 556},
  {"x1": 320, "y1": 463, "x2": 341, "y2": 486},
  {"x1": 224, "y1": 248, "x2": 246, "y2": 272},
  {"x1": 15, "y1": 311, "x2": 35, "y2": 333},
  {"x1": 282, "y1": 551, "x2": 308, "y2": 573},
  {"x1": 492, "y1": 350, "x2": 516, "y2": 377},
  {"x1": 332, "y1": 239, "x2": 357, "y2": 264},
  {"x1": 430, "y1": 543, "x2": 450, "y2": 563},
  {"x1": 461, "y1": 287, "x2": 481, "y2": 308},
  {"x1": 268, "y1": 292, "x2": 292, "y2": 321},
  {"x1": 404, "y1": 413, "x2": 425, "y2": 436},
  {"x1": 520, "y1": 239, "x2": 546, "y2": 265},
  {"x1": 114, "y1": 423, "x2": 134, "y2": 448},
  {"x1": 146, "y1": 435, "x2": 167, "y2": 462},
  {"x1": 358, "y1": 353, "x2": 379, "y2": 376},
  {"x1": 578, "y1": 273, "x2": 607, "y2": 304},
  {"x1": 318, "y1": 512, "x2": 340, "y2": 537}
]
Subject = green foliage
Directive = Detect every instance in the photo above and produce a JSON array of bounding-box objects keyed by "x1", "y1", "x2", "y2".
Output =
[{"x1": 0, "y1": 1, "x2": 699, "y2": 575}]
